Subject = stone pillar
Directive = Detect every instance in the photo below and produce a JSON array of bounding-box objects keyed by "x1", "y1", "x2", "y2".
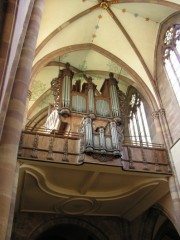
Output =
[
  {"x1": 0, "y1": 0, "x2": 18, "y2": 139},
  {"x1": 0, "y1": 0, "x2": 34, "y2": 139},
  {"x1": 23, "y1": 89, "x2": 32, "y2": 128},
  {"x1": 5, "y1": 163, "x2": 19, "y2": 240},
  {"x1": 0, "y1": 0, "x2": 45, "y2": 239}
]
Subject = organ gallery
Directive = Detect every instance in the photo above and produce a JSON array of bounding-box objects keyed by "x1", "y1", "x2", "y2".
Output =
[{"x1": 46, "y1": 63, "x2": 124, "y2": 161}]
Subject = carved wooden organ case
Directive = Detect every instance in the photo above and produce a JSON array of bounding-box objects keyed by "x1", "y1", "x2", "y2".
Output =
[{"x1": 45, "y1": 64, "x2": 125, "y2": 161}]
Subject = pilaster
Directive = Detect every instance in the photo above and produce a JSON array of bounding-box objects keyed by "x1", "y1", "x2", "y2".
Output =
[{"x1": 0, "y1": 0, "x2": 45, "y2": 239}]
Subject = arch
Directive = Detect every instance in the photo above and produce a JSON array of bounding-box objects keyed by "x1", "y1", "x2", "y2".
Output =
[
  {"x1": 31, "y1": 43, "x2": 159, "y2": 111},
  {"x1": 154, "y1": 219, "x2": 180, "y2": 240},
  {"x1": 28, "y1": 217, "x2": 108, "y2": 240},
  {"x1": 115, "y1": 0, "x2": 180, "y2": 9},
  {"x1": 138, "y1": 207, "x2": 180, "y2": 240},
  {"x1": 155, "y1": 11, "x2": 180, "y2": 144},
  {"x1": 26, "y1": 106, "x2": 48, "y2": 130},
  {"x1": 155, "y1": 11, "x2": 180, "y2": 85}
]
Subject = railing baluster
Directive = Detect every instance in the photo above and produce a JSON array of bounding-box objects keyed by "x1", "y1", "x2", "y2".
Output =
[
  {"x1": 154, "y1": 151, "x2": 161, "y2": 172},
  {"x1": 47, "y1": 133, "x2": 55, "y2": 160},
  {"x1": 18, "y1": 131, "x2": 171, "y2": 174},
  {"x1": 127, "y1": 146, "x2": 135, "y2": 169},
  {"x1": 31, "y1": 134, "x2": 39, "y2": 158},
  {"x1": 141, "y1": 147, "x2": 148, "y2": 170},
  {"x1": 62, "y1": 137, "x2": 69, "y2": 162}
]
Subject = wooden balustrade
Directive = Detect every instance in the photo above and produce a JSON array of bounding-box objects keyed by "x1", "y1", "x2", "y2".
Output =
[{"x1": 18, "y1": 131, "x2": 172, "y2": 175}]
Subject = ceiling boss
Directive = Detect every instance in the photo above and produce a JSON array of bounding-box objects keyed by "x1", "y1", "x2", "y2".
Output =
[{"x1": 99, "y1": 0, "x2": 118, "y2": 9}]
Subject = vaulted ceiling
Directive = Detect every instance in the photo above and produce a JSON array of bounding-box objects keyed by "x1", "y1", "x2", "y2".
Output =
[
  {"x1": 19, "y1": 1, "x2": 180, "y2": 222},
  {"x1": 27, "y1": 0, "x2": 180, "y2": 126}
]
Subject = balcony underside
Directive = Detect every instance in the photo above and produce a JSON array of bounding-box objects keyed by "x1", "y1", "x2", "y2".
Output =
[{"x1": 16, "y1": 131, "x2": 171, "y2": 221}]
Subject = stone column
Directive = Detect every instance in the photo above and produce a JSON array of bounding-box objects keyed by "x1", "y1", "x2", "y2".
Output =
[
  {"x1": 0, "y1": 0, "x2": 34, "y2": 139},
  {"x1": 23, "y1": 89, "x2": 32, "y2": 128},
  {"x1": 5, "y1": 163, "x2": 19, "y2": 240},
  {"x1": 0, "y1": 0, "x2": 18, "y2": 138},
  {"x1": 0, "y1": 0, "x2": 45, "y2": 239}
]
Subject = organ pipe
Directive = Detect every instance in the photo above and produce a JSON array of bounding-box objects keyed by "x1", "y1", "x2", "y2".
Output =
[
  {"x1": 110, "y1": 121, "x2": 120, "y2": 155},
  {"x1": 83, "y1": 117, "x2": 93, "y2": 152},
  {"x1": 88, "y1": 88, "x2": 94, "y2": 113},
  {"x1": 110, "y1": 85, "x2": 120, "y2": 117},
  {"x1": 98, "y1": 127, "x2": 106, "y2": 153}
]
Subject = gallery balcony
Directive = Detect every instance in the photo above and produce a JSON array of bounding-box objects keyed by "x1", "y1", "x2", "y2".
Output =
[
  {"x1": 18, "y1": 129, "x2": 171, "y2": 175},
  {"x1": 16, "y1": 129, "x2": 172, "y2": 221}
]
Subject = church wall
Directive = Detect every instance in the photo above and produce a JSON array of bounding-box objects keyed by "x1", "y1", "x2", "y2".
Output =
[
  {"x1": 155, "y1": 13, "x2": 180, "y2": 232},
  {"x1": 156, "y1": 12, "x2": 180, "y2": 145}
]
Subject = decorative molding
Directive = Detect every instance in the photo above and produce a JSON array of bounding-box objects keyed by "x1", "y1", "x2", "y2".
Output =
[
  {"x1": 152, "y1": 110, "x2": 159, "y2": 119},
  {"x1": 152, "y1": 108, "x2": 166, "y2": 119},
  {"x1": 92, "y1": 153, "x2": 118, "y2": 162},
  {"x1": 54, "y1": 197, "x2": 99, "y2": 215},
  {"x1": 158, "y1": 108, "x2": 166, "y2": 117},
  {"x1": 47, "y1": 135, "x2": 55, "y2": 160}
]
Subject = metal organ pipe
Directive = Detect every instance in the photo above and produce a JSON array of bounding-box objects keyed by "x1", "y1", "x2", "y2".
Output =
[
  {"x1": 99, "y1": 128, "x2": 105, "y2": 148},
  {"x1": 98, "y1": 127, "x2": 106, "y2": 152},
  {"x1": 83, "y1": 117, "x2": 93, "y2": 152},
  {"x1": 88, "y1": 88, "x2": 94, "y2": 113},
  {"x1": 110, "y1": 121, "x2": 119, "y2": 151},
  {"x1": 62, "y1": 77, "x2": 65, "y2": 107},
  {"x1": 110, "y1": 84, "x2": 120, "y2": 117},
  {"x1": 62, "y1": 76, "x2": 71, "y2": 108}
]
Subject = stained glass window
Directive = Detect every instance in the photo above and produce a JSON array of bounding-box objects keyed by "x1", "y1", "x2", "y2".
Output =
[
  {"x1": 163, "y1": 25, "x2": 180, "y2": 105},
  {"x1": 128, "y1": 93, "x2": 151, "y2": 146}
]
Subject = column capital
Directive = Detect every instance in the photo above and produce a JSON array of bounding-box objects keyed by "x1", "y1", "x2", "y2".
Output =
[
  {"x1": 158, "y1": 108, "x2": 166, "y2": 116},
  {"x1": 152, "y1": 111, "x2": 159, "y2": 119},
  {"x1": 152, "y1": 108, "x2": 166, "y2": 119}
]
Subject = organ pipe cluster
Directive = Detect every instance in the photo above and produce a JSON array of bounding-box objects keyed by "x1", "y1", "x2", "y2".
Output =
[{"x1": 48, "y1": 62, "x2": 124, "y2": 159}]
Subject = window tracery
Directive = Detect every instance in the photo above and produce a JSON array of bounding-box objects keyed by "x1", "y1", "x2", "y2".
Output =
[
  {"x1": 128, "y1": 92, "x2": 151, "y2": 146},
  {"x1": 163, "y1": 24, "x2": 180, "y2": 105}
]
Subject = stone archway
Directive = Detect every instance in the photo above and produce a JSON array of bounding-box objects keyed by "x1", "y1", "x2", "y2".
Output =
[{"x1": 28, "y1": 217, "x2": 108, "y2": 240}]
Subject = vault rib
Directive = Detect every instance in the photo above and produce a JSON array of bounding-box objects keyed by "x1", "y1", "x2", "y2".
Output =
[{"x1": 106, "y1": 7, "x2": 156, "y2": 90}]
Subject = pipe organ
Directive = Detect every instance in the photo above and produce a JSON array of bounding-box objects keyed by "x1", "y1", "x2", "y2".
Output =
[{"x1": 46, "y1": 63, "x2": 124, "y2": 161}]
